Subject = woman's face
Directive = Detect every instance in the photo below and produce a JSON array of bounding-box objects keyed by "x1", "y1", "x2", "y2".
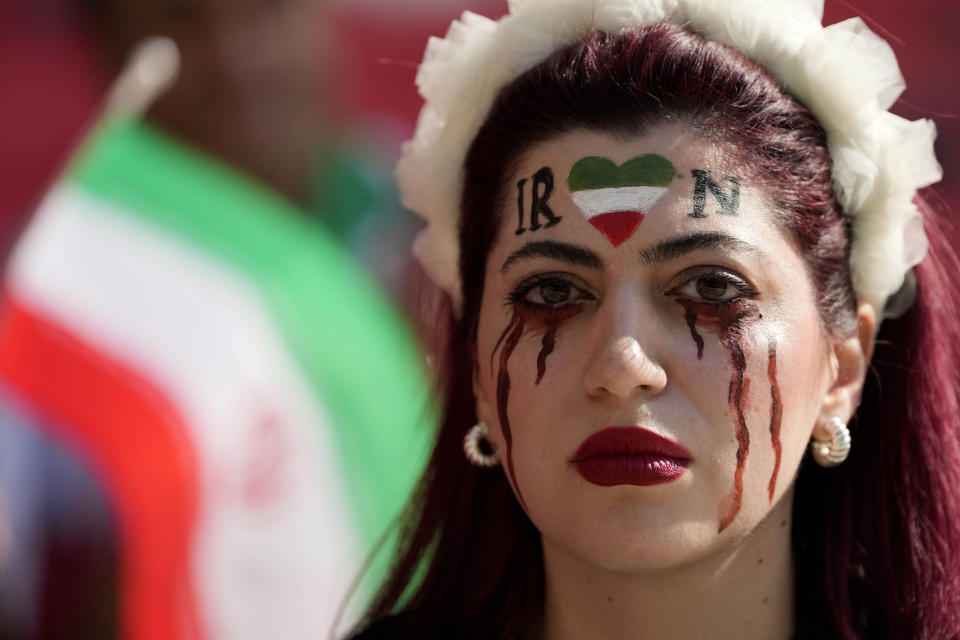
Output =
[{"x1": 473, "y1": 125, "x2": 844, "y2": 572}]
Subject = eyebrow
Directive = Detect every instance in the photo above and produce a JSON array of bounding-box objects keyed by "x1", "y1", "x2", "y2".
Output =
[
  {"x1": 500, "y1": 240, "x2": 605, "y2": 273},
  {"x1": 639, "y1": 231, "x2": 762, "y2": 265}
]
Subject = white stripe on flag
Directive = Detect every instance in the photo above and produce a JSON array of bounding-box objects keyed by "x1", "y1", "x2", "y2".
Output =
[
  {"x1": 7, "y1": 184, "x2": 365, "y2": 639},
  {"x1": 570, "y1": 186, "x2": 668, "y2": 218}
]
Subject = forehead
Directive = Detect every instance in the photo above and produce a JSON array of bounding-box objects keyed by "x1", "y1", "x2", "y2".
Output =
[
  {"x1": 519, "y1": 124, "x2": 738, "y2": 178},
  {"x1": 493, "y1": 123, "x2": 781, "y2": 261}
]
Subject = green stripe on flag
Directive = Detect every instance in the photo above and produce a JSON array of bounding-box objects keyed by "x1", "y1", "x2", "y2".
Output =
[
  {"x1": 567, "y1": 154, "x2": 676, "y2": 191},
  {"x1": 69, "y1": 120, "x2": 433, "y2": 569}
]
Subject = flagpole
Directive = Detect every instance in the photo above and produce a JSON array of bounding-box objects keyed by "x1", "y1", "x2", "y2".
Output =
[{"x1": 103, "y1": 36, "x2": 180, "y2": 121}]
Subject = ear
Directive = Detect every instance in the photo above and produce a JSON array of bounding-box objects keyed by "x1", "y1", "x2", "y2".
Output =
[
  {"x1": 815, "y1": 302, "x2": 876, "y2": 435},
  {"x1": 473, "y1": 356, "x2": 496, "y2": 428}
]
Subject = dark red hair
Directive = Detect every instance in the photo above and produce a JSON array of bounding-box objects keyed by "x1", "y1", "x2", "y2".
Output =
[{"x1": 355, "y1": 23, "x2": 960, "y2": 639}]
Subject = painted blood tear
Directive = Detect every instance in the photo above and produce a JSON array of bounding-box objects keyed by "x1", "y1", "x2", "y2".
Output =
[
  {"x1": 766, "y1": 340, "x2": 783, "y2": 502},
  {"x1": 490, "y1": 303, "x2": 579, "y2": 512},
  {"x1": 674, "y1": 298, "x2": 759, "y2": 533}
]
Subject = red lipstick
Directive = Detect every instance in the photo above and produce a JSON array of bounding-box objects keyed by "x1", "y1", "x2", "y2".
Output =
[{"x1": 572, "y1": 427, "x2": 691, "y2": 487}]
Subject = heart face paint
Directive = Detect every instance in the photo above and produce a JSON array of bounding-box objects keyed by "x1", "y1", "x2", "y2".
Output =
[
  {"x1": 567, "y1": 155, "x2": 676, "y2": 246},
  {"x1": 490, "y1": 302, "x2": 581, "y2": 512},
  {"x1": 586, "y1": 211, "x2": 647, "y2": 248}
]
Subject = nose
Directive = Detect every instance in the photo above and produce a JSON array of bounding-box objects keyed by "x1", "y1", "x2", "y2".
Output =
[{"x1": 583, "y1": 297, "x2": 668, "y2": 399}]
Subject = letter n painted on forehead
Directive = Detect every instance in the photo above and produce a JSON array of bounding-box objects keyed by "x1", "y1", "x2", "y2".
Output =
[
  {"x1": 567, "y1": 155, "x2": 676, "y2": 247},
  {"x1": 689, "y1": 169, "x2": 741, "y2": 218}
]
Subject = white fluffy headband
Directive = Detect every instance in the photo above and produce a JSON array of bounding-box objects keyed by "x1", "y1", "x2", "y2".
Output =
[{"x1": 397, "y1": 0, "x2": 942, "y2": 317}]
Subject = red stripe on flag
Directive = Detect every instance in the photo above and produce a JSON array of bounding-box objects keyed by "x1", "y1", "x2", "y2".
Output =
[
  {"x1": 588, "y1": 210, "x2": 645, "y2": 247},
  {"x1": 0, "y1": 294, "x2": 204, "y2": 640}
]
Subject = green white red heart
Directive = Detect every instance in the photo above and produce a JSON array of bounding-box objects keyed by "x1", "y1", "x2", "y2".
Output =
[{"x1": 567, "y1": 155, "x2": 676, "y2": 246}]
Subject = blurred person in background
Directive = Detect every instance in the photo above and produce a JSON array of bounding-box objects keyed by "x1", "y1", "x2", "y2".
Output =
[
  {"x1": 87, "y1": 0, "x2": 329, "y2": 209},
  {"x1": 82, "y1": 0, "x2": 419, "y2": 290},
  {"x1": 0, "y1": 0, "x2": 433, "y2": 638}
]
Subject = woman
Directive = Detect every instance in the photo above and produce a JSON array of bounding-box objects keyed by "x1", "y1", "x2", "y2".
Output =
[{"x1": 350, "y1": 1, "x2": 960, "y2": 637}]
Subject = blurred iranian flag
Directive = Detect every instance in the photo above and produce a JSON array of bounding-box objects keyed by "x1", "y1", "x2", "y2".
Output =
[{"x1": 0, "y1": 41, "x2": 432, "y2": 640}]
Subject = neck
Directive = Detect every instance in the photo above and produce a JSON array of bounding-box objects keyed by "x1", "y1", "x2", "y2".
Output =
[{"x1": 540, "y1": 492, "x2": 795, "y2": 640}]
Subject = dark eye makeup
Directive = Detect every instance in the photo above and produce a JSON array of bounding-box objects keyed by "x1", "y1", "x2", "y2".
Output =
[
  {"x1": 506, "y1": 272, "x2": 595, "y2": 310},
  {"x1": 507, "y1": 266, "x2": 758, "y2": 313},
  {"x1": 666, "y1": 267, "x2": 759, "y2": 308}
]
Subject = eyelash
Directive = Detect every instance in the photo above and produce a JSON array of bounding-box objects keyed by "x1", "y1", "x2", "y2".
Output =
[
  {"x1": 507, "y1": 267, "x2": 758, "y2": 313},
  {"x1": 506, "y1": 272, "x2": 593, "y2": 310},
  {"x1": 666, "y1": 268, "x2": 759, "y2": 307}
]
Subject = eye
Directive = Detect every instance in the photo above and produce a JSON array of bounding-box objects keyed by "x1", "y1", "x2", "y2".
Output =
[
  {"x1": 535, "y1": 280, "x2": 574, "y2": 305},
  {"x1": 694, "y1": 274, "x2": 735, "y2": 301},
  {"x1": 509, "y1": 273, "x2": 593, "y2": 309},
  {"x1": 667, "y1": 269, "x2": 757, "y2": 305}
]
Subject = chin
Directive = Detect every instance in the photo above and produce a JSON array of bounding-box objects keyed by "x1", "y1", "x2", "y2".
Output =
[
  {"x1": 539, "y1": 498, "x2": 726, "y2": 574},
  {"x1": 611, "y1": 525, "x2": 723, "y2": 573}
]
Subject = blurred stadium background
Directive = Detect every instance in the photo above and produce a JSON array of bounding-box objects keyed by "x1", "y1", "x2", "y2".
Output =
[{"x1": 0, "y1": 0, "x2": 957, "y2": 263}]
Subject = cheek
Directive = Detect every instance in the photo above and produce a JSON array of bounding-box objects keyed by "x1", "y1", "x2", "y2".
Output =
[
  {"x1": 477, "y1": 307, "x2": 564, "y2": 512},
  {"x1": 678, "y1": 307, "x2": 828, "y2": 533},
  {"x1": 760, "y1": 328, "x2": 831, "y2": 460},
  {"x1": 735, "y1": 321, "x2": 830, "y2": 506},
  {"x1": 477, "y1": 304, "x2": 585, "y2": 513}
]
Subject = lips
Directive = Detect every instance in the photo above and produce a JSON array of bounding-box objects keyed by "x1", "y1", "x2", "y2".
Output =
[{"x1": 571, "y1": 427, "x2": 692, "y2": 487}]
